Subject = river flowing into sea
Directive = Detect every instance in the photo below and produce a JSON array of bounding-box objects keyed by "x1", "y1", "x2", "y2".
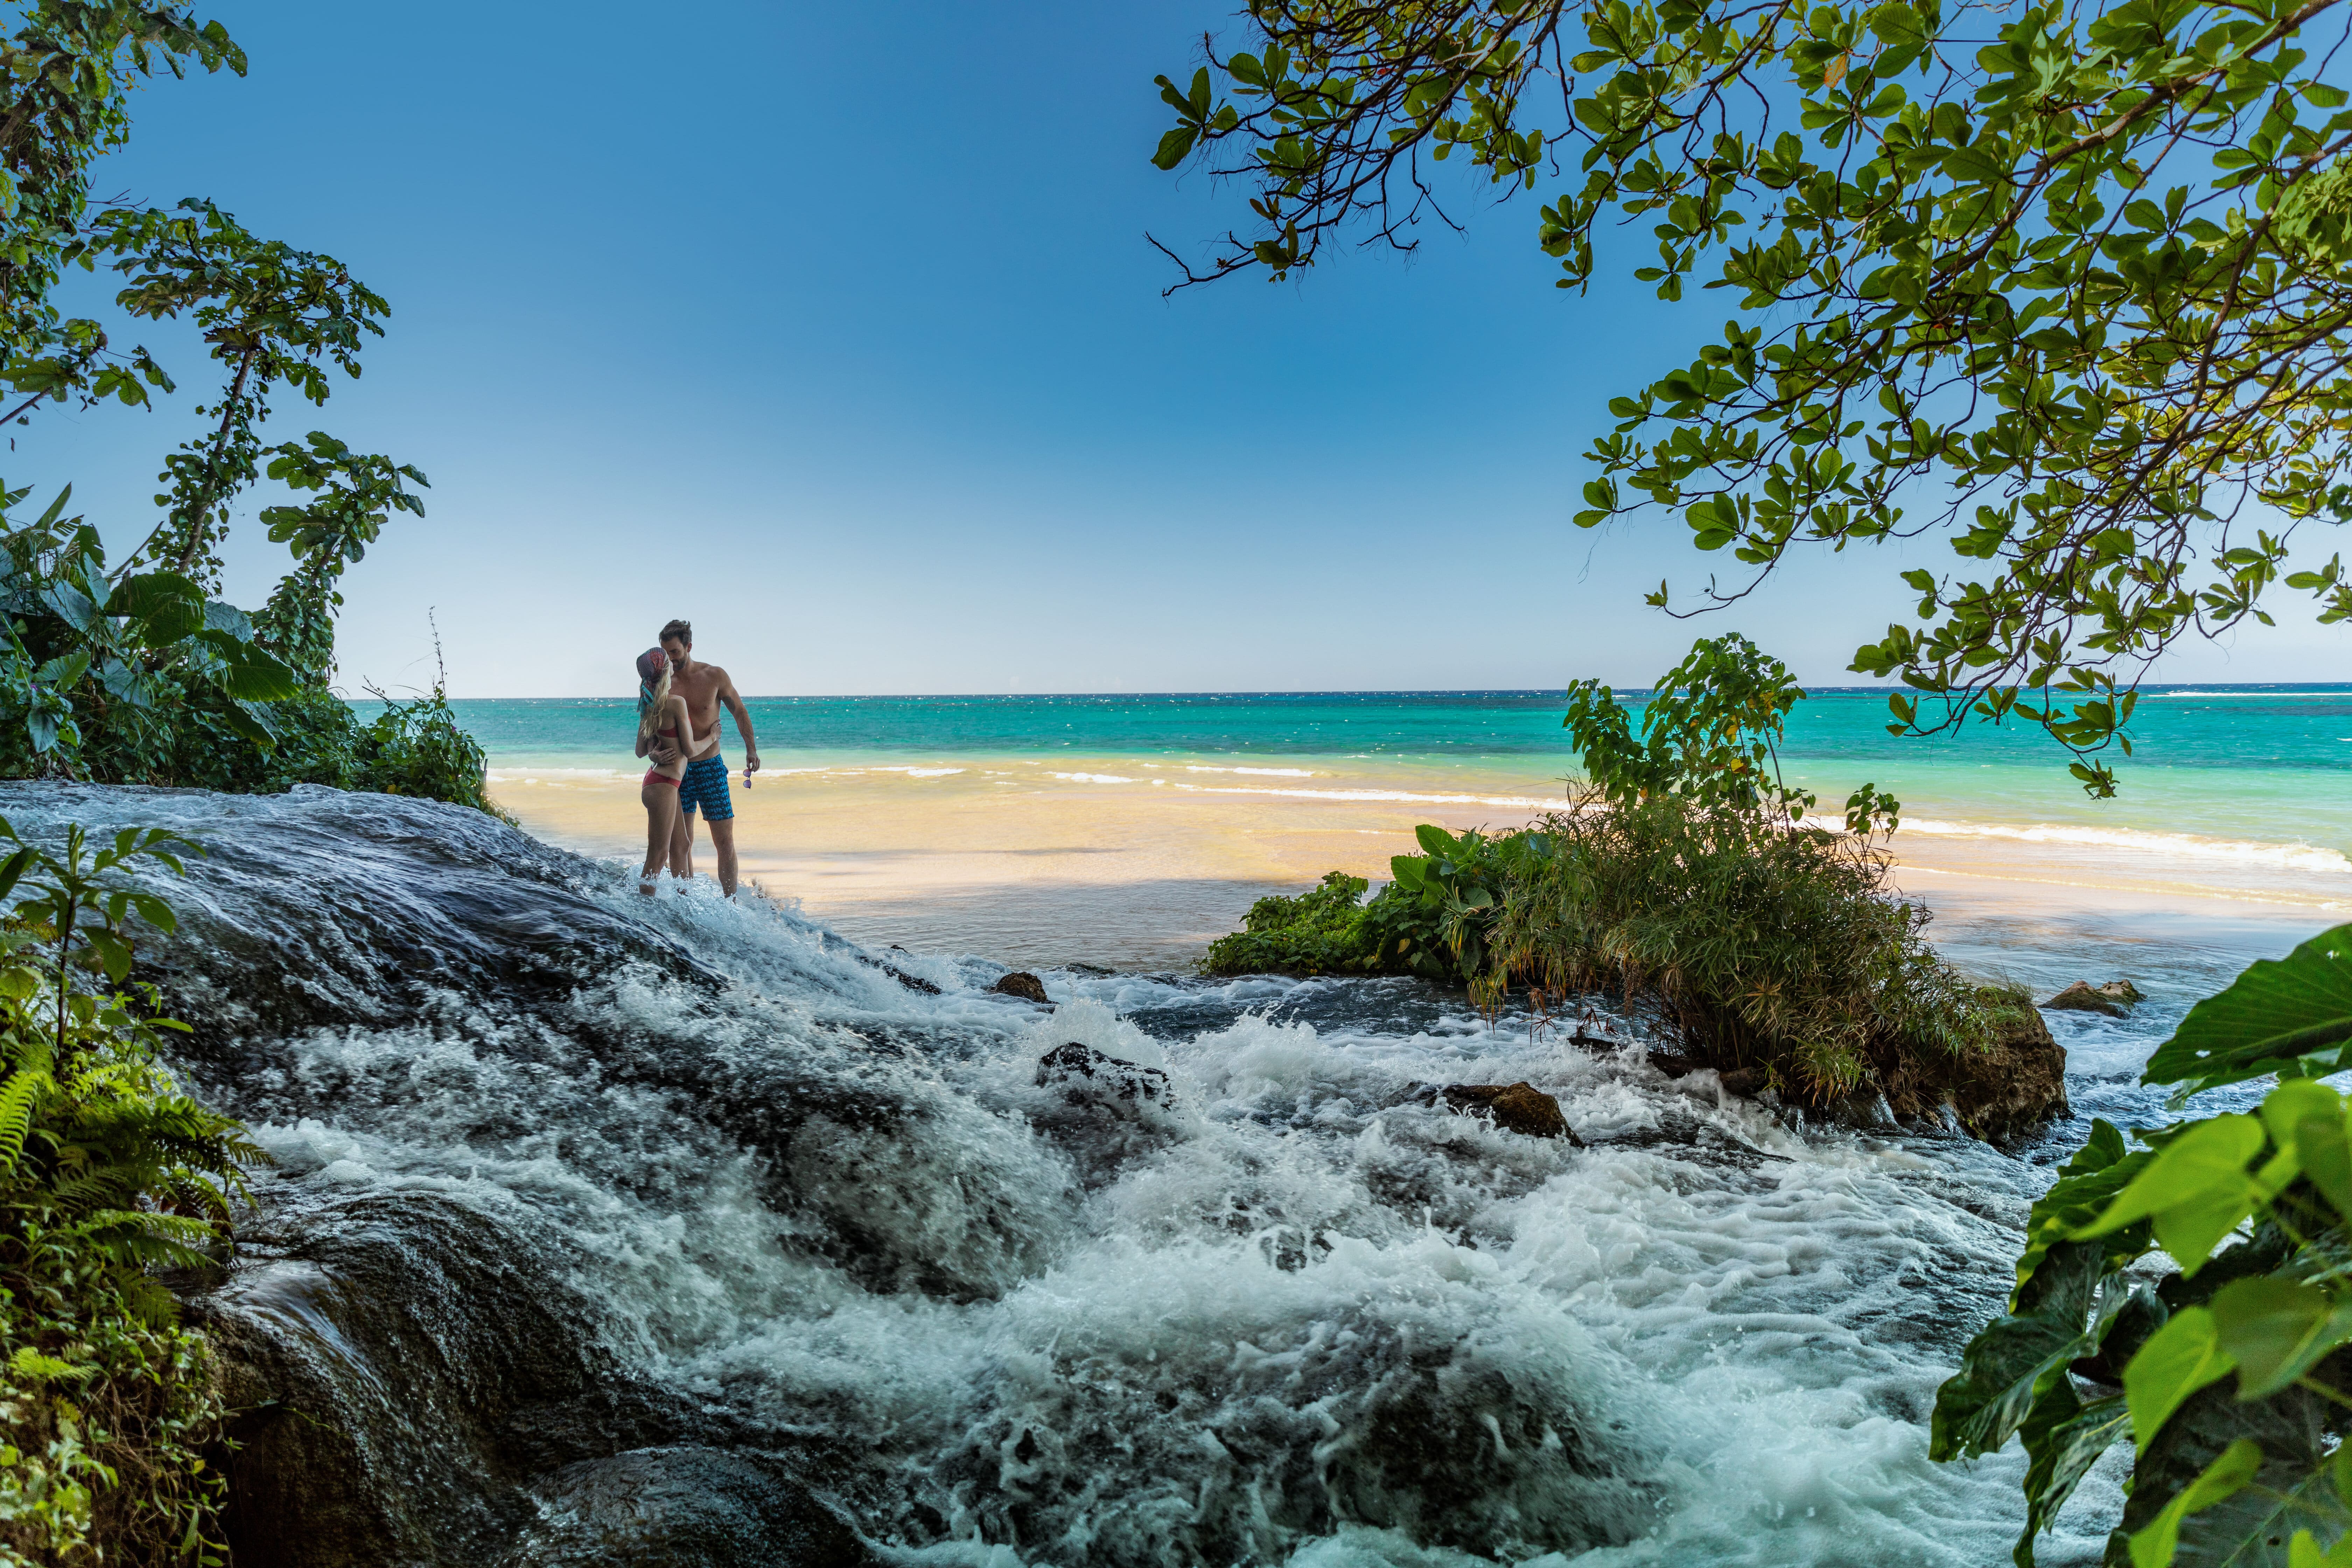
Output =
[{"x1": 9, "y1": 767, "x2": 2332, "y2": 1565}]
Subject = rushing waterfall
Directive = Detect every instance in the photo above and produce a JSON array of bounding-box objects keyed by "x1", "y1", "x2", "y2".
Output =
[{"x1": 10, "y1": 782, "x2": 2206, "y2": 1567}]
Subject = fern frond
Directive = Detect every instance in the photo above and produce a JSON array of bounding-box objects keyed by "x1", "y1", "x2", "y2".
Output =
[{"x1": 0, "y1": 1060, "x2": 53, "y2": 1171}]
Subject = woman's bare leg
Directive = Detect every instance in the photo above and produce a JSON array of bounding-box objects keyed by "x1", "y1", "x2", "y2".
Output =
[
  {"x1": 642, "y1": 783, "x2": 679, "y2": 892},
  {"x1": 669, "y1": 808, "x2": 695, "y2": 881}
]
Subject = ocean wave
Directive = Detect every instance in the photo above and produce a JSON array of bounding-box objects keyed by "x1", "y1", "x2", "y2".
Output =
[
  {"x1": 1049, "y1": 772, "x2": 1140, "y2": 784},
  {"x1": 1170, "y1": 783, "x2": 1567, "y2": 810},
  {"x1": 1181, "y1": 764, "x2": 1320, "y2": 777},
  {"x1": 2144, "y1": 689, "x2": 2351, "y2": 700},
  {"x1": 1886, "y1": 816, "x2": 2352, "y2": 873}
]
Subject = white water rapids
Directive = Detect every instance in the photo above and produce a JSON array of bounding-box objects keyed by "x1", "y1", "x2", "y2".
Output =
[{"x1": 20, "y1": 783, "x2": 2277, "y2": 1566}]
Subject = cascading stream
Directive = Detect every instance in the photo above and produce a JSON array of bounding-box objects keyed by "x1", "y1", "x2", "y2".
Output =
[{"x1": 9, "y1": 782, "x2": 2208, "y2": 1567}]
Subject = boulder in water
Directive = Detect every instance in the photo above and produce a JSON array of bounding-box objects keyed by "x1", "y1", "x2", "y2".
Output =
[
  {"x1": 993, "y1": 971, "x2": 1050, "y2": 1004},
  {"x1": 1035, "y1": 1042, "x2": 1170, "y2": 1108},
  {"x1": 1440, "y1": 1082, "x2": 1584, "y2": 1145},
  {"x1": 497, "y1": 1448, "x2": 874, "y2": 1568},
  {"x1": 2042, "y1": 979, "x2": 2141, "y2": 1016}
]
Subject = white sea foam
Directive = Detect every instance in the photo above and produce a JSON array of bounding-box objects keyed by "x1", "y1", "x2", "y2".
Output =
[
  {"x1": 1183, "y1": 764, "x2": 1322, "y2": 777},
  {"x1": 203, "y1": 869, "x2": 2117, "y2": 1566},
  {"x1": 1889, "y1": 814, "x2": 2352, "y2": 873},
  {"x1": 1172, "y1": 782, "x2": 1568, "y2": 810},
  {"x1": 1047, "y1": 772, "x2": 1139, "y2": 784}
]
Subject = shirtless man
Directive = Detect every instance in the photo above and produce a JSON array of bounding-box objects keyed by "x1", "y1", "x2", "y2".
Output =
[{"x1": 646, "y1": 618, "x2": 762, "y2": 895}]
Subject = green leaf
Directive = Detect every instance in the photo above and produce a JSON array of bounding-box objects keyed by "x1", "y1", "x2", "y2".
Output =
[
  {"x1": 84, "y1": 926, "x2": 131, "y2": 982},
  {"x1": 2125, "y1": 1307, "x2": 2238, "y2": 1454},
  {"x1": 2123, "y1": 1379, "x2": 2346, "y2": 1568},
  {"x1": 215, "y1": 646, "x2": 301, "y2": 702},
  {"x1": 2128, "y1": 1438, "x2": 2263, "y2": 1568},
  {"x1": 2079, "y1": 1114, "x2": 2266, "y2": 1273},
  {"x1": 1931, "y1": 1240, "x2": 2106, "y2": 1461},
  {"x1": 0, "y1": 846, "x2": 35, "y2": 905},
  {"x1": 2016, "y1": 1120, "x2": 2154, "y2": 1293},
  {"x1": 2143, "y1": 925, "x2": 2352, "y2": 1094},
  {"x1": 1153, "y1": 125, "x2": 1199, "y2": 169},
  {"x1": 2015, "y1": 1385, "x2": 2128, "y2": 1567},
  {"x1": 1414, "y1": 825, "x2": 1459, "y2": 858},
  {"x1": 215, "y1": 699, "x2": 278, "y2": 751},
  {"x1": 2208, "y1": 1277, "x2": 2352, "y2": 1400}
]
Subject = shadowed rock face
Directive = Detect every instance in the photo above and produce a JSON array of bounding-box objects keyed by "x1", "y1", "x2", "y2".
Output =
[
  {"x1": 190, "y1": 1193, "x2": 874, "y2": 1568},
  {"x1": 992, "y1": 971, "x2": 1051, "y2": 1004},
  {"x1": 1875, "y1": 1003, "x2": 2070, "y2": 1145},
  {"x1": 498, "y1": 1449, "x2": 869, "y2": 1568}
]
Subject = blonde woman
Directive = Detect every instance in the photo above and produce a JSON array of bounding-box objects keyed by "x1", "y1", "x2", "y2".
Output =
[{"x1": 633, "y1": 647, "x2": 709, "y2": 892}]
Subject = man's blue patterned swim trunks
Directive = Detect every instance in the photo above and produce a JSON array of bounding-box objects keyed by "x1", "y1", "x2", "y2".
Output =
[{"x1": 678, "y1": 754, "x2": 734, "y2": 821}]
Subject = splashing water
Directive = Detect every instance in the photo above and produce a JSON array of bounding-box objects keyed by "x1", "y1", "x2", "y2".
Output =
[{"x1": 10, "y1": 782, "x2": 2207, "y2": 1566}]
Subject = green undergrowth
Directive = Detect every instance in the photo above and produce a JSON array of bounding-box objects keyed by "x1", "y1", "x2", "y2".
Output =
[
  {"x1": 0, "y1": 821, "x2": 257, "y2": 1567},
  {"x1": 1203, "y1": 799, "x2": 1999, "y2": 1105}
]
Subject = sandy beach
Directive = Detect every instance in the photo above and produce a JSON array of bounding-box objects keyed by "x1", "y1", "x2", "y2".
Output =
[{"x1": 490, "y1": 747, "x2": 2350, "y2": 970}]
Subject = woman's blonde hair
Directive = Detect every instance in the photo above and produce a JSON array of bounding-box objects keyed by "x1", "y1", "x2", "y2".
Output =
[{"x1": 637, "y1": 662, "x2": 673, "y2": 746}]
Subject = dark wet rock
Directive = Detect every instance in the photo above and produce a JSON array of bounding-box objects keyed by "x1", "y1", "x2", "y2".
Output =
[
  {"x1": 867, "y1": 958, "x2": 941, "y2": 994},
  {"x1": 2043, "y1": 979, "x2": 2141, "y2": 1016},
  {"x1": 1569, "y1": 1026, "x2": 1622, "y2": 1052},
  {"x1": 1827, "y1": 1088, "x2": 1900, "y2": 1131},
  {"x1": 497, "y1": 1448, "x2": 875, "y2": 1568},
  {"x1": 192, "y1": 1192, "x2": 717, "y2": 1568},
  {"x1": 1879, "y1": 1000, "x2": 2070, "y2": 1145},
  {"x1": 1717, "y1": 1066, "x2": 1768, "y2": 1099},
  {"x1": 1440, "y1": 1082, "x2": 1585, "y2": 1145},
  {"x1": 992, "y1": 971, "x2": 1051, "y2": 1004},
  {"x1": 1645, "y1": 1050, "x2": 1699, "y2": 1079},
  {"x1": 1035, "y1": 1042, "x2": 1170, "y2": 1109}
]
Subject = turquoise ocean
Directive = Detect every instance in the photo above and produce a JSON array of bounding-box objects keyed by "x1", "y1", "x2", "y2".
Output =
[{"x1": 454, "y1": 683, "x2": 2351, "y2": 859}]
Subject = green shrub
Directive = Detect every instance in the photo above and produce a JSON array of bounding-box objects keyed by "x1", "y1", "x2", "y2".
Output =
[
  {"x1": 1488, "y1": 798, "x2": 1991, "y2": 1100},
  {"x1": 1201, "y1": 872, "x2": 1378, "y2": 976},
  {"x1": 348, "y1": 688, "x2": 503, "y2": 819},
  {"x1": 0, "y1": 820, "x2": 258, "y2": 1567},
  {"x1": 1204, "y1": 798, "x2": 1994, "y2": 1104}
]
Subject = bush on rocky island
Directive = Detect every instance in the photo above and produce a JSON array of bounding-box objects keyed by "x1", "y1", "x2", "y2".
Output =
[{"x1": 1202, "y1": 795, "x2": 2033, "y2": 1119}]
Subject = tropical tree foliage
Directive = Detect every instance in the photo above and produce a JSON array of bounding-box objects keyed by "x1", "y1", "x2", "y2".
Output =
[
  {"x1": 1936, "y1": 923, "x2": 2352, "y2": 1566},
  {"x1": 0, "y1": 0, "x2": 490, "y2": 815},
  {"x1": 1151, "y1": 0, "x2": 2352, "y2": 793}
]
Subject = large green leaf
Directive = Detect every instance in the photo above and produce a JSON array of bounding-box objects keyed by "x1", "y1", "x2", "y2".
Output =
[
  {"x1": 2016, "y1": 1381, "x2": 2129, "y2": 1566},
  {"x1": 1932, "y1": 1240, "x2": 2106, "y2": 1462},
  {"x1": 111, "y1": 569, "x2": 205, "y2": 643},
  {"x1": 2082, "y1": 1116, "x2": 2269, "y2": 1276},
  {"x1": 215, "y1": 646, "x2": 300, "y2": 702},
  {"x1": 2143, "y1": 926, "x2": 2352, "y2": 1095},
  {"x1": 2016, "y1": 1119, "x2": 2156, "y2": 1297},
  {"x1": 2126, "y1": 1308, "x2": 2239, "y2": 1454},
  {"x1": 2209, "y1": 1278, "x2": 2352, "y2": 1401},
  {"x1": 2115, "y1": 1379, "x2": 2347, "y2": 1568},
  {"x1": 215, "y1": 699, "x2": 278, "y2": 751}
]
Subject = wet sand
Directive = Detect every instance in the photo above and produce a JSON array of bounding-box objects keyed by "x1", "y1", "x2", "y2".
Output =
[{"x1": 490, "y1": 755, "x2": 2348, "y2": 971}]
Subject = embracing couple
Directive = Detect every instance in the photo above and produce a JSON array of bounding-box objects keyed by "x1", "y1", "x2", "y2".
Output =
[{"x1": 633, "y1": 618, "x2": 762, "y2": 896}]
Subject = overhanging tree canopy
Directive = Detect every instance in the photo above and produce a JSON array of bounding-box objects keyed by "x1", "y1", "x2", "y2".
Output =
[{"x1": 1152, "y1": 0, "x2": 2352, "y2": 793}]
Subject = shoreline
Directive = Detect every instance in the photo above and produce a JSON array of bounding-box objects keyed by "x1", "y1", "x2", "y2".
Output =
[{"x1": 488, "y1": 753, "x2": 2346, "y2": 971}]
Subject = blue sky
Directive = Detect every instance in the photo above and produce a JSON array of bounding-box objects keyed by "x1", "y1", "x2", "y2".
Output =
[{"x1": 25, "y1": 0, "x2": 2347, "y2": 697}]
